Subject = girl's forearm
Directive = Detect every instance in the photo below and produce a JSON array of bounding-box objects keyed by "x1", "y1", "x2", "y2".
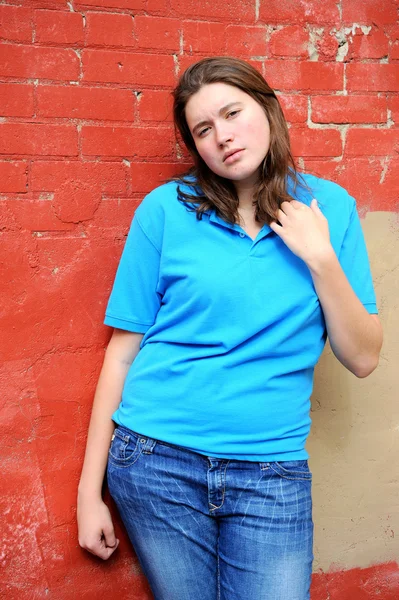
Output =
[
  {"x1": 78, "y1": 330, "x2": 143, "y2": 499},
  {"x1": 307, "y1": 250, "x2": 383, "y2": 377}
]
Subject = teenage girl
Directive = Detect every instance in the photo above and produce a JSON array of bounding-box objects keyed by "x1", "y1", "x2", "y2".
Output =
[{"x1": 77, "y1": 56, "x2": 383, "y2": 600}]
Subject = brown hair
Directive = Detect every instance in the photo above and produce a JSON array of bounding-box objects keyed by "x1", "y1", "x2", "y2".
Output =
[{"x1": 170, "y1": 56, "x2": 310, "y2": 226}]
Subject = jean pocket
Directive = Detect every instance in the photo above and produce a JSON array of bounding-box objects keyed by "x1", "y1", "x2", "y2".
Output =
[
  {"x1": 271, "y1": 460, "x2": 312, "y2": 481},
  {"x1": 108, "y1": 426, "x2": 143, "y2": 467}
]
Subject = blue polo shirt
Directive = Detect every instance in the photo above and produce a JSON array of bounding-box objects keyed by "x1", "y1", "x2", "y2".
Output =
[{"x1": 104, "y1": 173, "x2": 378, "y2": 461}]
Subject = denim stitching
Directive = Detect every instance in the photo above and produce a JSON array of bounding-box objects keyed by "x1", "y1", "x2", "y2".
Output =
[
  {"x1": 275, "y1": 461, "x2": 311, "y2": 475},
  {"x1": 270, "y1": 464, "x2": 312, "y2": 481},
  {"x1": 209, "y1": 460, "x2": 230, "y2": 511},
  {"x1": 107, "y1": 448, "x2": 145, "y2": 468},
  {"x1": 108, "y1": 435, "x2": 145, "y2": 468},
  {"x1": 216, "y1": 535, "x2": 220, "y2": 600}
]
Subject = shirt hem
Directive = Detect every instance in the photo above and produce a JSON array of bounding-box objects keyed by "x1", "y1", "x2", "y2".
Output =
[
  {"x1": 104, "y1": 315, "x2": 151, "y2": 333},
  {"x1": 363, "y1": 303, "x2": 378, "y2": 314}
]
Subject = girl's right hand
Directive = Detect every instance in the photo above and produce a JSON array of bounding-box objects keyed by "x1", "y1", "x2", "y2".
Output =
[{"x1": 77, "y1": 495, "x2": 120, "y2": 560}]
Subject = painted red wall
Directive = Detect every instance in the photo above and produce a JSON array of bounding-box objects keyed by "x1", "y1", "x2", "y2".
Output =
[{"x1": 1, "y1": 0, "x2": 398, "y2": 598}]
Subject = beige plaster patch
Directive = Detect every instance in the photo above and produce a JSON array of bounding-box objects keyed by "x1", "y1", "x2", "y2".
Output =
[{"x1": 308, "y1": 211, "x2": 399, "y2": 572}]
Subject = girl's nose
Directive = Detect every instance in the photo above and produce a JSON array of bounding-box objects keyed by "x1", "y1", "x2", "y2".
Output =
[{"x1": 215, "y1": 124, "x2": 234, "y2": 147}]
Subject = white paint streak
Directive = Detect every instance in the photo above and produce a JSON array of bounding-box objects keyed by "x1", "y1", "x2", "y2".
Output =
[
  {"x1": 255, "y1": 0, "x2": 260, "y2": 22},
  {"x1": 380, "y1": 158, "x2": 389, "y2": 184}
]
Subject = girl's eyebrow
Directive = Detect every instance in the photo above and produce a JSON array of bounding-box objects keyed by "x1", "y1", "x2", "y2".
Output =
[{"x1": 191, "y1": 102, "x2": 243, "y2": 135}]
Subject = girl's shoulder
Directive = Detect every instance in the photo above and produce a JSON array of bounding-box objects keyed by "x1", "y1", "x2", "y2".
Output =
[
  {"x1": 297, "y1": 171, "x2": 356, "y2": 219},
  {"x1": 138, "y1": 180, "x2": 180, "y2": 207},
  {"x1": 298, "y1": 171, "x2": 351, "y2": 200},
  {"x1": 134, "y1": 179, "x2": 198, "y2": 235}
]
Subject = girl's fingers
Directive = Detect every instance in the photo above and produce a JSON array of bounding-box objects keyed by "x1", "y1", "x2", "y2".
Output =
[
  {"x1": 277, "y1": 208, "x2": 288, "y2": 221},
  {"x1": 269, "y1": 220, "x2": 283, "y2": 234}
]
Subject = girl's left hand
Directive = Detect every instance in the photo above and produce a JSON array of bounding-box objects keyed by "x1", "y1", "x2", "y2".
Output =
[{"x1": 269, "y1": 198, "x2": 333, "y2": 266}]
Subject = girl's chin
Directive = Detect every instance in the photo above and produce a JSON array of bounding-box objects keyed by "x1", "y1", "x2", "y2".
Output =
[{"x1": 223, "y1": 169, "x2": 261, "y2": 185}]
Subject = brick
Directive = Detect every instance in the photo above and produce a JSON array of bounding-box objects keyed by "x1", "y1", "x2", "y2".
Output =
[
  {"x1": 389, "y1": 25, "x2": 399, "y2": 60},
  {"x1": 37, "y1": 85, "x2": 135, "y2": 121},
  {"x1": 19, "y1": 0, "x2": 69, "y2": 7},
  {"x1": 170, "y1": 0, "x2": 254, "y2": 22},
  {"x1": 52, "y1": 178, "x2": 101, "y2": 223},
  {"x1": 138, "y1": 90, "x2": 173, "y2": 122},
  {"x1": 130, "y1": 162, "x2": 191, "y2": 192},
  {"x1": 388, "y1": 96, "x2": 399, "y2": 127},
  {"x1": 302, "y1": 158, "x2": 379, "y2": 208},
  {"x1": 225, "y1": 25, "x2": 268, "y2": 57},
  {"x1": 6, "y1": 200, "x2": 75, "y2": 231},
  {"x1": 345, "y1": 129, "x2": 399, "y2": 156},
  {"x1": 0, "y1": 45, "x2": 79, "y2": 80},
  {"x1": 347, "y1": 64, "x2": 399, "y2": 92},
  {"x1": 182, "y1": 21, "x2": 226, "y2": 55},
  {"x1": 312, "y1": 96, "x2": 387, "y2": 124},
  {"x1": 0, "y1": 124, "x2": 78, "y2": 157},
  {"x1": 34, "y1": 10, "x2": 84, "y2": 45},
  {"x1": 0, "y1": 5, "x2": 32, "y2": 42},
  {"x1": 303, "y1": 157, "x2": 398, "y2": 212},
  {"x1": 0, "y1": 232, "x2": 53, "y2": 360},
  {"x1": 75, "y1": 0, "x2": 145, "y2": 8},
  {"x1": 178, "y1": 54, "x2": 211, "y2": 75},
  {"x1": 0, "y1": 162, "x2": 28, "y2": 193},
  {"x1": 313, "y1": 30, "x2": 339, "y2": 61},
  {"x1": 0, "y1": 463, "x2": 48, "y2": 589},
  {"x1": 82, "y1": 50, "x2": 175, "y2": 86},
  {"x1": 0, "y1": 84, "x2": 34, "y2": 117},
  {"x1": 347, "y1": 27, "x2": 389, "y2": 60},
  {"x1": 31, "y1": 239, "x2": 119, "y2": 346},
  {"x1": 264, "y1": 61, "x2": 343, "y2": 92},
  {"x1": 377, "y1": 159, "x2": 399, "y2": 211},
  {"x1": 259, "y1": 0, "x2": 339, "y2": 25},
  {"x1": 91, "y1": 198, "x2": 138, "y2": 230},
  {"x1": 81, "y1": 125, "x2": 175, "y2": 158},
  {"x1": 290, "y1": 128, "x2": 342, "y2": 157},
  {"x1": 342, "y1": 0, "x2": 398, "y2": 27},
  {"x1": 0, "y1": 201, "x2": 19, "y2": 231},
  {"x1": 38, "y1": 463, "x2": 78, "y2": 528},
  {"x1": 391, "y1": 44, "x2": 399, "y2": 60},
  {"x1": 1, "y1": 359, "x2": 40, "y2": 430},
  {"x1": 85, "y1": 12, "x2": 135, "y2": 48},
  {"x1": 147, "y1": 0, "x2": 169, "y2": 13},
  {"x1": 134, "y1": 16, "x2": 180, "y2": 51},
  {"x1": 31, "y1": 161, "x2": 129, "y2": 195},
  {"x1": 278, "y1": 94, "x2": 308, "y2": 124},
  {"x1": 302, "y1": 159, "x2": 349, "y2": 184},
  {"x1": 33, "y1": 352, "x2": 103, "y2": 405},
  {"x1": 178, "y1": 54, "x2": 264, "y2": 80},
  {"x1": 270, "y1": 26, "x2": 309, "y2": 58}
]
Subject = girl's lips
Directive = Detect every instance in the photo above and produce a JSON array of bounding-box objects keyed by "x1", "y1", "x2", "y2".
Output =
[{"x1": 224, "y1": 149, "x2": 244, "y2": 164}]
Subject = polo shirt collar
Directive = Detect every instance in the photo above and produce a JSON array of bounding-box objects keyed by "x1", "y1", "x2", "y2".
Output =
[
  {"x1": 206, "y1": 209, "x2": 274, "y2": 243},
  {"x1": 195, "y1": 169, "x2": 310, "y2": 241}
]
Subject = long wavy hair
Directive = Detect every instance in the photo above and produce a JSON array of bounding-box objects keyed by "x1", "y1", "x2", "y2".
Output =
[{"x1": 170, "y1": 56, "x2": 311, "y2": 226}]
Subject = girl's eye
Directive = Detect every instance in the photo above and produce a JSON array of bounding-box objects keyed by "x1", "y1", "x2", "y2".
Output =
[
  {"x1": 198, "y1": 127, "x2": 210, "y2": 137},
  {"x1": 197, "y1": 111, "x2": 240, "y2": 137}
]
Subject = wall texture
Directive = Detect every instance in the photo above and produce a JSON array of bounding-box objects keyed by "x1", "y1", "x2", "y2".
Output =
[{"x1": 1, "y1": 0, "x2": 398, "y2": 598}]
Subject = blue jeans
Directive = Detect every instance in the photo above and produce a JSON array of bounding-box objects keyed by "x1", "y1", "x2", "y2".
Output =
[{"x1": 107, "y1": 425, "x2": 314, "y2": 600}]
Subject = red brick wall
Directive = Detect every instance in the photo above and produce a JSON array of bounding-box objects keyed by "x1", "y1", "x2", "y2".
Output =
[{"x1": 1, "y1": 1, "x2": 398, "y2": 598}]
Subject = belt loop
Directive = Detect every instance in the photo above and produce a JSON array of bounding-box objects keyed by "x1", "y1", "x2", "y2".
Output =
[{"x1": 142, "y1": 437, "x2": 157, "y2": 454}]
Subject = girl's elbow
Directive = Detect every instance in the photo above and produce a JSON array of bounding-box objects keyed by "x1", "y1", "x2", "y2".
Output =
[{"x1": 353, "y1": 356, "x2": 380, "y2": 379}]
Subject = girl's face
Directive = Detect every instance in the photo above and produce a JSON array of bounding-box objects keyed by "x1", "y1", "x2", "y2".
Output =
[{"x1": 185, "y1": 82, "x2": 271, "y2": 189}]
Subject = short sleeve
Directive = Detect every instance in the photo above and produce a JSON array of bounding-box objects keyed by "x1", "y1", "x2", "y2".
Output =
[
  {"x1": 104, "y1": 212, "x2": 162, "y2": 333},
  {"x1": 338, "y1": 197, "x2": 378, "y2": 315}
]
